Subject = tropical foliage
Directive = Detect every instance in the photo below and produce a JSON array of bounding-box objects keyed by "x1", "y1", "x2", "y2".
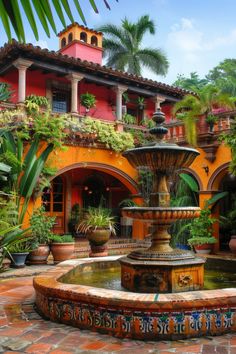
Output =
[
  {"x1": 173, "y1": 72, "x2": 208, "y2": 92},
  {"x1": 173, "y1": 85, "x2": 235, "y2": 146},
  {"x1": 77, "y1": 207, "x2": 116, "y2": 234},
  {"x1": 0, "y1": 0, "x2": 116, "y2": 42},
  {"x1": 0, "y1": 83, "x2": 12, "y2": 102},
  {"x1": 219, "y1": 116, "x2": 236, "y2": 175},
  {"x1": 98, "y1": 15, "x2": 169, "y2": 76},
  {"x1": 207, "y1": 59, "x2": 236, "y2": 96},
  {"x1": 80, "y1": 93, "x2": 96, "y2": 110},
  {"x1": 188, "y1": 209, "x2": 217, "y2": 246},
  {"x1": 30, "y1": 206, "x2": 55, "y2": 245}
]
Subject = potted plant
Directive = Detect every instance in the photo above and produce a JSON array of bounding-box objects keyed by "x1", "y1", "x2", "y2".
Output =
[
  {"x1": 137, "y1": 96, "x2": 145, "y2": 110},
  {"x1": 80, "y1": 92, "x2": 96, "y2": 114},
  {"x1": 50, "y1": 234, "x2": 75, "y2": 263},
  {"x1": 205, "y1": 114, "x2": 218, "y2": 132},
  {"x1": 28, "y1": 207, "x2": 55, "y2": 264},
  {"x1": 77, "y1": 207, "x2": 116, "y2": 257},
  {"x1": 24, "y1": 95, "x2": 49, "y2": 114},
  {"x1": 7, "y1": 237, "x2": 37, "y2": 268},
  {"x1": 188, "y1": 209, "x2": 217, "y2": 254}
]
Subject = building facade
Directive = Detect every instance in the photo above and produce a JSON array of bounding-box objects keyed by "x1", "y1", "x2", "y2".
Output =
[{"x1": 0, "y1": 23, "x2": 234, "y2": 251}]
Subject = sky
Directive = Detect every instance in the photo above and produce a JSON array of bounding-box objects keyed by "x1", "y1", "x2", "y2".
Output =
[{"x1": 1, "y1": 0, "x2": 236, "y2": 85}]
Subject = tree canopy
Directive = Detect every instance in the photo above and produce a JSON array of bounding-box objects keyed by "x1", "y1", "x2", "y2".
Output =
[
  {"x1": 97, "y1": 15, "x2": 169, "y2": 76},
  {"x1": 173, "y1": 72, "x2": 208, "y2": 92},
  {"x1": 207, "y1": 59, "x2": 236, "y2": 96}
]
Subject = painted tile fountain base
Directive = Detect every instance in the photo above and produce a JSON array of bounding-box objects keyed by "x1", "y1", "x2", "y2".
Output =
[{"x1": 33, "y1": 256, "x2": 236, "y2": 341}]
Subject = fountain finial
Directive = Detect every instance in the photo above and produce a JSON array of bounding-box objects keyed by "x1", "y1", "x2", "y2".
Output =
[{"x1": 149, "y1": 108, "x2": 168, "y2": 141}]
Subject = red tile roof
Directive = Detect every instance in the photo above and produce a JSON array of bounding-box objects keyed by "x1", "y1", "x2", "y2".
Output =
[{"x1": 0, "y1": 41, "x2": 194, "y2": 98}]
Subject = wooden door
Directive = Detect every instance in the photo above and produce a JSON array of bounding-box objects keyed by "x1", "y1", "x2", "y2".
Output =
[{"x1": 42, "y1": 176, "x2": 65, "y2": 234}]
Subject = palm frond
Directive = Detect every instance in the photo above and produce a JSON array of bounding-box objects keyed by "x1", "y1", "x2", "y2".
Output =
[
  {"x1": 0, "y1": 0, "x2": 115, "y2": 42},
  {"x1": 135, "y1": 15, "x2": 155, "y2": 43},
  {"x1": 138, "y1": 48, "x2": 169, "y2": 76}
]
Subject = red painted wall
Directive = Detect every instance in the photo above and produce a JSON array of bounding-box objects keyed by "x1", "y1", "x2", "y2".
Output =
[
  {"x1": 61, "y1": 42, "x2": 102, "y2": 65},
  {"x1": 1, "y1": 67, "x2": 174, "y2": 124},
  {"x1": 79, "y1": 81, "x2": 116, "y2": 121}
]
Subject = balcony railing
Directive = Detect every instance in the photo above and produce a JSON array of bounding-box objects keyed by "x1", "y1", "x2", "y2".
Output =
[{"x1": 0, "y1": 102, "x2": 234, "y2": 146}]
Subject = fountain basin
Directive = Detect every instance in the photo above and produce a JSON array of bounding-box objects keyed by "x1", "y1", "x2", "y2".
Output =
[{"x1": 34, "y1": 256, "x2": 236, "y2": 341}]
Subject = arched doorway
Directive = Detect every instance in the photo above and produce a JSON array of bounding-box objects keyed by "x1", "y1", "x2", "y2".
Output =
[{"x1": 42, "y1": 166, "x2": 137, "y2": 235}]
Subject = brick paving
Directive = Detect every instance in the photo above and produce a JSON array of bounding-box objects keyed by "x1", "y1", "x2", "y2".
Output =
[{"x1": 0, "y1": 267, "x2": 236, "y2": 353}]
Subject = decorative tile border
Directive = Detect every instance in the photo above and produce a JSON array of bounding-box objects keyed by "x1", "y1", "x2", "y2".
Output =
[{"x1": 33, "y1": 256, "x2": 236, "y2": 340}]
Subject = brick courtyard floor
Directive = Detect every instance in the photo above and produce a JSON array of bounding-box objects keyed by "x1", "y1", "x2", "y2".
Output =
[{"x1": 0, "y1": 266, "x2": 236, "y2": 353}]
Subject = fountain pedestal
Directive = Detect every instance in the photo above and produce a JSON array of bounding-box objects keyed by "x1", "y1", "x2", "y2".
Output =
[
  {"x1": 120, "y1": 109, "x2": 206, "y2": 293},
  {"x1": 120, "y1": 207, "x2": 205, "y2": 293}
]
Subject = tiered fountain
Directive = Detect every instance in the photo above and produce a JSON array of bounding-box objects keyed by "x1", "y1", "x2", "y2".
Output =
[
  {"x1": 120, "y1": 109, "x2": 204, "y2": 293},
  {"x1": 34, "y1": 108, "x2": 236, "y2": 340}
]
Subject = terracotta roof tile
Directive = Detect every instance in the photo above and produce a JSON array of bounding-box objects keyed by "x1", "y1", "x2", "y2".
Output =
[{"x1": 0, "y1": 41, "x2": 195, "y2": 97}]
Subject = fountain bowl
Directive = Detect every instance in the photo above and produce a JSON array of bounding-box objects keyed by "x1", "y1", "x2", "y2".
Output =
[{"x1": 33, "y1": 256, "x2": 236, "y2": 341}]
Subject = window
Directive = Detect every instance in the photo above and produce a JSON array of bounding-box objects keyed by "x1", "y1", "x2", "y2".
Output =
[
  {"x1": 80, "y1": 32, "x2": 87, "y2": 42},
  {"x1": 91, "y1": 35, "x2": 98, "y2": 46},
  {"x1": 68, "y1": 32, "x2": 73, "y2": 43},
  {"x1": 42, "y1": 176, "x2": 64, "y2": 213},
  {"x1": 61, "y1": 37, "x2": 66, "y2": 48},
  {"x1": 52, "y1": 89, "x2": 70, "y2": 113}
]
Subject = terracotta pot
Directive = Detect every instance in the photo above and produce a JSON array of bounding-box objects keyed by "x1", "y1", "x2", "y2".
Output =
[
  {"x1": 229, "y1": 235, "x2": 236, "y2": 254},
  {"x1": 86, "y1": 229, "x2": 111, "y2": 257},
  {"x1": 27, "y1": 244, "x2": 50, "y2": 265},
  {"x1": 194, "y1": 244, "x2": 213, "y2": 254},
  {"x1": 50, "y1": 243, "x2": 75, "y2": 264}
]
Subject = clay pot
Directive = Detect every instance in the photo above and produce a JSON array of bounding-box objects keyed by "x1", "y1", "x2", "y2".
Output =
[
  {"x1": 194, "y1": 244, "x2": 213, "y2": 254},
  {"x1": 27, "y1": 244, "x2": 50, "y2": 265},
  {"x1": 86, "y1": 229, "x2": 111, "y2": 257},
  {"x1": 229, "y1": 235, "x2": 236, "y2": 254},
  {"x1": 50, "y1": 243, "x2": 75, "y2": 264}
]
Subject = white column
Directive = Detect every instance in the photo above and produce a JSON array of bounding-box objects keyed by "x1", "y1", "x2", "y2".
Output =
[
  {"x1": 13, "y1": 58, "x2": 33, "y2": 103},
  {"x1": 153, "y1": 94, "x2": 166, "y2": 111},
  {"x1": 113, "y1": 85, "x2": 128, "y2": 121},
  {"x1": 67, "y1": 73, "x2": 84, "y2": 114}
]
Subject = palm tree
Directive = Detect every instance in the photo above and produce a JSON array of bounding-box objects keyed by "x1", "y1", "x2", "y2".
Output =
[
  {"x1": 0, "y1": 0, "x2": 115, "y2": 42},
  {"x1": 97, "y1": 15, "x2": 169, "y2": 76},
  {"x1": 172, "y1": 85, "x2": 235, "y2": 146}
]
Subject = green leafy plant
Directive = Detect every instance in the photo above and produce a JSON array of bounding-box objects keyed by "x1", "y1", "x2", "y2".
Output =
[
  {"x1": 0, "y1": 83, "x2": 12, "y2": 102},
  {"x1": 50, "y1": 234, "x2": 74, "y2": 243},
  {"x1": 25, "y1": 95, "x2": 49, "y2": 114},
  {"x1": 219, "y1": 117, "x2": 236, "y2": 175},
  {"x1": 123, "y1": 113, "x2": 136, "y2": 125},
  {"x1": 188, "y1": 209, "x2": 217, "y2": 246},
  {"x1": 30, "y1": 206, "x2": 55, "y2": 244},
  {"x1": 137, "y1": 96, "x2": 145, "y2": 109},
  {"x1": 0, "y1": 1, "x2": 114, "y2": 42},
  {"x1": 205, "y1": 114, "x2": 218, "y2": 125},
  {"x1": 118, "y1": 199, "x2": 138, "y2": 208},
  {"x1": 138, "y1": 167, "x2": 154, "y2": 206},
  {"x1": 122, "y1": 92, "x2": 130, "y2": 104},
  {"x1": 80, "y1": 93, "x2": 96, "y2": 110},
  {"x1": 141, "y1": 117, "x2": 155, "y2": 129},
  {"x1": 77, "y1": 207, "x2": 116, "y2": 234},
  {"x1": 6, "y1": 237, "x2": 37, "y2": 253},
  {"x1": 0, "y1": 224, "x2": 31, "y2": 269},
  {"x1": 83, "y1": 117, "x2": 134, "y2": 152}
]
